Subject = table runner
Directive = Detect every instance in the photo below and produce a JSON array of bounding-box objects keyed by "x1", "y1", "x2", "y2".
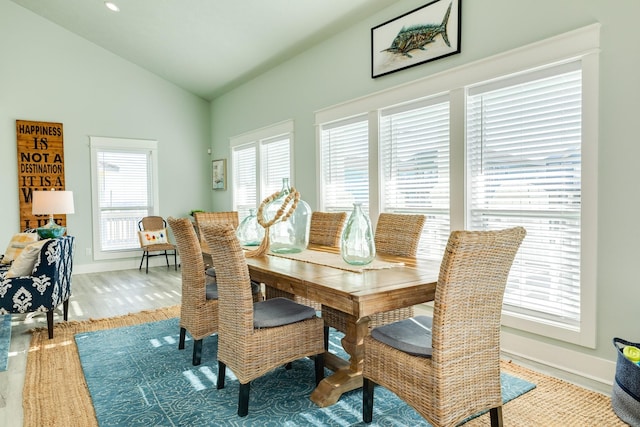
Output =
[{"x1": 268, "y1": 249, "x2": 403, "y2": 273}]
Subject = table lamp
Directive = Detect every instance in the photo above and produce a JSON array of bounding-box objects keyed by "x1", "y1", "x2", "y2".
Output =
[{"x1": 31, "y1": 189, "x2": 75, "y2": 239}]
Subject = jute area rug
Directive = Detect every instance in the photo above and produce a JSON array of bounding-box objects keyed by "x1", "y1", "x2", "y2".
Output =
[{"x1": 25, "y1": 306, "x2": 625, "y2": 427}]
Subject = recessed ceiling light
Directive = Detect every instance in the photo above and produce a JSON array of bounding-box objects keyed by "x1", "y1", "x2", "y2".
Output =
[{"x1": 104, "y1": 1, "x2": 120, "y2": 12}]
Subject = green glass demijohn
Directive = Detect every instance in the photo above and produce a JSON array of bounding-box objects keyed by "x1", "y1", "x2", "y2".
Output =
[
  {"x1": 340, "y1": 203, "x2": 376, "y2": 265},
  {"x1": 264, "y1": 178, "x2": 311, "y2": 254},
  {"x1": 236, "y1": 208, "x2": 264, "y2": 246}
]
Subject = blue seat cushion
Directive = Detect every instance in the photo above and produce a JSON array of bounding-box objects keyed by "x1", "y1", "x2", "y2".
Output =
[
  {"x1": 370, "y1": 315, "x2": 433, "y2": 358},
  {"x1": 205, "y1": 275, "x2": 260, "y2": 300},
  {"x1": 253, "y1": 297, "x2": 316, "y2": 328}
]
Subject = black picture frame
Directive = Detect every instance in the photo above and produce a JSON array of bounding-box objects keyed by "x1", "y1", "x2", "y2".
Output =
[{"x1": 371, "y1": 0, "x2": 461, "y2": 78}]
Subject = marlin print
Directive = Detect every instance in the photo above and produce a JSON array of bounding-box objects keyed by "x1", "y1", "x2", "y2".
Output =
[{"x1": 383, "y1": 2, "x2": 452, "y2": 58}]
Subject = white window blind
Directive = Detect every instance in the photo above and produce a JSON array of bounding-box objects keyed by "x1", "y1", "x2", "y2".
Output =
[
  {"x1": 261, "y1": 136, "x2": 291, "y2": 197},
  {"x1": 320, "y1": 115, "x2": 369, "y2": 213},
  {"x1": 90, "y1": 137, "x2": 158, "y2": 259},
  {"x1": 467, "y1": 62, "x2": 582, "y2": 327},
  {"x1": 379, "y1": 97, "x2": 450, "y2": 260},
  {"x1": 233, "y1": 144, "x2": 257, "y2": 219}
]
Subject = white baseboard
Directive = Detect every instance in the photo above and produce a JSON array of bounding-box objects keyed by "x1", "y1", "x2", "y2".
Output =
[
  {"x1": 73, "y1": 256, "x2": 180, "y2": 274},
  {"x1": 501, "y1": 331, "x2": 616, "y2": 396}
]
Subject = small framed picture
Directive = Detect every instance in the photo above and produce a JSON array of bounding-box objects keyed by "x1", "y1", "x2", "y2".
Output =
[
  {"x1": 212, "y1": 159, "x2": 227, "y2": 190},
  {"x1": 371, "y1": 0, "x2": 461, "y2": 78}
]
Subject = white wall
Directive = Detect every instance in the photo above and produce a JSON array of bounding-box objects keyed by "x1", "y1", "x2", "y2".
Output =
[
  {"x1": 0, "y1": 0, "x2": 212, "y2": 272},
  {"x1": 209, "y1": 0, "x2": 640, "y2": 389}
]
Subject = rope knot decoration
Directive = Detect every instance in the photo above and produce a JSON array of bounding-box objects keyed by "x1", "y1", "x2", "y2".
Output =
[{"x1": 245, "y1": 187, "x2": 300, "y2": 258}]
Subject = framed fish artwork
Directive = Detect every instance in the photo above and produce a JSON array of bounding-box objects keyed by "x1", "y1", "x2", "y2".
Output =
[{"x1": 371, "y1": 0, "x2": 461, "y2": 78}]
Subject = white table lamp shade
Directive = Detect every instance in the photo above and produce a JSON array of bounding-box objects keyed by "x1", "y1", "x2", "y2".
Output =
[{"x1": 32, "y1": 190, "x2": 75, "y2": 215}]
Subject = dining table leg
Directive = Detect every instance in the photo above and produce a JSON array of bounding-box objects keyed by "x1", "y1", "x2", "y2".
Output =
[{"x1": 310, "y1": 313, "x2": 370, "y2": 407}]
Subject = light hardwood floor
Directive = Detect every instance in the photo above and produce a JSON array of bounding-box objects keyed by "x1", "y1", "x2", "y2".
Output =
[{"x1": 0, "y1": 266, "x2": 183, "y2": 427}]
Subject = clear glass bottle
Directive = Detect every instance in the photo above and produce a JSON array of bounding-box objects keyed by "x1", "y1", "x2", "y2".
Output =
[
  {"x1": 341, "y1": 203, "x2": 376, "y2": 265},
  {"x1": 264, "y1": 178, "x2": 311, "y2": 253},
  {"x1": 236, "y1": 208, "x2": 264, "y2": 246}
]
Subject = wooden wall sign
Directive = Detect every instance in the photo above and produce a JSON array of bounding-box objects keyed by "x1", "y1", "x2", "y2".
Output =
[{"x1": 16, "y1": 120, "x2": 66, "y2": 231}]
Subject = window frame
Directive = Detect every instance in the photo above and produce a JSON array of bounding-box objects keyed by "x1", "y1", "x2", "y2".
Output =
[
  {"x1": 89, "y1": 136, "x2": 159, "y2": 261},
  {"x1": 230, "y1": 120, "x2": 294, "y2": 219}
]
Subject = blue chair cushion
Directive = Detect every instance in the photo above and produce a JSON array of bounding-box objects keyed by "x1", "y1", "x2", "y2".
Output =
[
  {"x1": 370, "y1": 315, "x2": 433, "y2": 358},
  {"x1": 205, "y1": 275, "x2": 260, "y2": 300},
  {"x1": 253, "y1": 297, "x2": 316, "y2": 328}
]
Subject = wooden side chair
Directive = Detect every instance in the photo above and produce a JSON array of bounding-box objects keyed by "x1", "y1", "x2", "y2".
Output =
[
  {"x1": 322, "y1": 213, "x2": 426, "y2": 333},
  {"x1": 362, "y1": 227, "x2": 526, "y2": 427},
  {"x1": 137, "y1": 216, "x2": 177, "y2": 274},
  {"x1": 167, "y1": 217, "x2": 218, "y2": 366},
  {"x1": 200, "y1": 223, "x2": 325, "y2": 417}
]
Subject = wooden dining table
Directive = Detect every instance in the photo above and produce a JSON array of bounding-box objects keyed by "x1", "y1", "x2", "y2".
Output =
[{"x1": 245, "y1": 244, "x2": 439, "y2": 407}]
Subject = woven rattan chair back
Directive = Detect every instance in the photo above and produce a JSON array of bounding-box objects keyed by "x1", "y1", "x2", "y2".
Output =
[
  {"x1": 140, "y1": 216, "x2": 165, "y2": 231},
  {"x1": 167, "y1": 216, "x2": 218, "y2": 365},
  {"x1": 200, "y1": 223, "x2": 326, "y2": 417},
  {"x1": 194, "y1": 211, "x2": 239, "y2": 257},
  {"x1": 309, "y1": 211, "x2": 348, "y2": 248},
  {"x1": 363, "y1": 226, "x2": 526, "y2": 427},
  {"x1": 137, "y1": 216, "x2": 177, "y2": 274},
  {"x1": 374, "y1": 213, "x2": 426, "y2": 257}
]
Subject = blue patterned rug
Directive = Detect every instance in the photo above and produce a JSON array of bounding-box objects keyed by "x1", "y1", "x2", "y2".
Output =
[
  {"x1": 0, "y1": 314, "x2": 11, "y2": 372},
  {"x1": 76, "y1": 318, "x2": 535, "y2": 426}
]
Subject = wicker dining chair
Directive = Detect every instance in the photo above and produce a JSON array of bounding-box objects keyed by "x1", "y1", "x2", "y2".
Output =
[
  {"x1": 309, "y1": 211, "x2": 348, "y2": 247},
  {"x1": 137, "y1": 216, "x2": 177, "y2": 274},
  {"x1": 167, "y1": 217, "x2": 218, "y2": 366},
  {"x1": 362, "y1": 226, "x2": 526, "y2": 427},
  {"x1": 200, "y1": 223, "x2": 325, "y2": 417},
  {"x1": 322, "y1": 213, "x2": 426, "y2": 333},
  {"x1": 193, "y1": 211, "x2": 239, "y2": 263}
]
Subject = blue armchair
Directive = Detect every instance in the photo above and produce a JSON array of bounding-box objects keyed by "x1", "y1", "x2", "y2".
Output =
[{"x1": 0, "y1": 236, "x2": 74, "y2": 338}]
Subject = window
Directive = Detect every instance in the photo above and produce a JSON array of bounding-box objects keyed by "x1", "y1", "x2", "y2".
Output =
[
  {"x1": 467, "y1": 62, "x2": 583, "y2": 333},
  {"x1": 379, "y1": 97, "x2": 451, "y2": 259},
  {"x1": 319, "y1": 116, "x2": 369, "y2": 212},
  {"x1": 315, "y1": 25, "x2": 598, "y2": 346},
  {"x1": 231, "y1": 121, "x2": 293, "y2": 219},
  {"x1": 90, "y1": 137, "x2": 159, "y2": 260}
]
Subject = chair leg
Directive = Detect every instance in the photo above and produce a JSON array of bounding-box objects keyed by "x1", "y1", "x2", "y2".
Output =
[
  {"x1": 192, "y1": 339, "x2": 203, "y2": 365},
  {"x1": 324, "y1": 326, "x2": 329, "y2": 351},
  {"x1": 490, "y1": 406, "x2": 503, "y2": 427},
  {"x1": 173, "y1": 250, "x2": 178, "y2": 270},
  {"x1": 314, "y1": 352, "x2": 324, "y2": 386},
  {"x1": 46, "y1": 310, "x2": 54, "y2": 339},
  {"x1": 63, "y1": 299, "x2": 69, "y2": 321},
  {"x1": 363, "y1": 377, "x2": 375, "y2": 423},
  {"x1": 238, "y1": 382, "x2": 251, "y2": 417},
  {"x1": 178, "y1": 327, "x2": 186, "y2": 350},
  {"x1": 145, "y1": 251, "x2": 150, "y2": 274},
  {"x1": 217, "y1": 361, "x2": 226, "y2": 389},
  {"x1": 138, "y1": 252, "x2": 145, "y2": 271},
  {"x1": 164, "y1": 250, "x2": 170, "y2": 268}
]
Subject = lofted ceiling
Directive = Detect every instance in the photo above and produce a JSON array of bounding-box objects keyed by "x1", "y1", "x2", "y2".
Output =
[{"x1": 10, "y1": 0, "x2": 399, "y2": 100}]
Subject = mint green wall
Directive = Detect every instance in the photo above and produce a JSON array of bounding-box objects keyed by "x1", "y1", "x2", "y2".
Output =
[
  {"x1": 210, "y1": 0, "x2": 640, "y2": 367},
  {"x1": 1, "y1": 0, "x2": 211, "y2": 271}
]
